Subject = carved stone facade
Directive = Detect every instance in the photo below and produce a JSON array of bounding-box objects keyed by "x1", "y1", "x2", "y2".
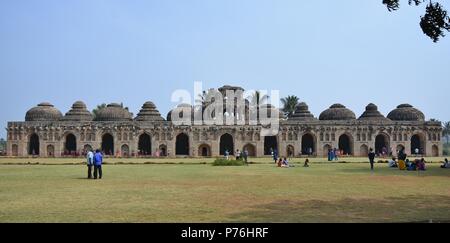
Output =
[{"x1": 5, "y1": 86, "x2": 443, "y2": 158}]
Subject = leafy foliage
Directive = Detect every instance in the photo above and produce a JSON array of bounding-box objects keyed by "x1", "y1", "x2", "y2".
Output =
[
  {"x1": 280, "y1": 95, "x2": 299, "y2": 118},
  {"x1": 212, "y1": 158, "x2": 245, "y2": 166},
  {"x1": 443, "y1": 121, "x2": 450, "y2": 144},
  {"x1": 92, "y1": 103, "x2": 107, "y2": 119},
  {"x1": 0, "y1": 138, "x2": 6, "y2": 152}
]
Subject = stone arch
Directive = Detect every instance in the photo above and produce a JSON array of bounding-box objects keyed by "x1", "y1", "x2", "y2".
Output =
[
  {"x1": 138, "y1": 133, "x2": 152, "y2": 156},
  {"x1": 47, "y1": 145, "x2": 55, "y2": 157},
  {"x1": 176, "y1": 133, "x2": 190, "y2": 156},
  {"x1": 411, "y1": 133, "x2": 426, "y2": 155},
  {"x1": 338, "y1": 133, "x2": 353, "y2": 156},
  {"x1": 264, "y1": 136, "x2": 278, "y2": 155},
  {"x1": 360, "y1": 144, "x2": 369, "y2": 157},
  {"x1": 121, "y1": 144, "x2": 130, "y2": 157},
  {"x1": 375, "y1": 133, "x2": 390, "y2": 156},
  {"x1": 28, "y1": 133, "x2": 40, "y2": 156},
  {"x1": 243, "y1": 143, "x2": 256, "y2": 157},
  {"x1": 323, "y1": 144, "x2": 332, "y2": 157},
  {"x1": 198, "y1": 144, "x2": 211, "y2": 157},
  {"x1": 159, "y1": 144, "x2": 167, "y2": 156},
  {"x1": 301, "y1": 133, "x2": 316, "y2": 155},
  {"x1": 12, "y1": 144, "x2": 19, "y2": 156},
  {"x1": 65, "y1": 133, "x2": 77, "y2": 155},
  {"x1": 432, "y1": 145, "x2": 439, "y2": 157},
  {"x1": 286, "y1": 145, "x2": 295, "y2": 157},
  {"x1": 220, "y1": 133, "x2": 234, "y2": 155},
  {"x1": 102, "y1": 133, "x2": 114, "y2": 155}
]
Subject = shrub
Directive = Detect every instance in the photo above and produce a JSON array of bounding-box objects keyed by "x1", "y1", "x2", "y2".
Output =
[{"x1": 212, "y1": 158, "x2": 245, "y2": 166}]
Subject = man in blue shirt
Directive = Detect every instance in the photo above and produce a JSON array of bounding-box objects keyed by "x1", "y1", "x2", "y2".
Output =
[{"x1": 93, "y1": 149, "x2": 103, "y2": 179}]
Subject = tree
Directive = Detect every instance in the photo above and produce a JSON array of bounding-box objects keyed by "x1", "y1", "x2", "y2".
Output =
[
  {"x1": 280, "y1": 95, "x2": 299, "y2": 118},
  {"x1": 92, "y1": 103, "x2": 107, "y2": 119},
  {"x1": 247, "y1": 91, "x2": 269, "y2": 107},
  {"x1": 383, "y1": 0, "x2": 450, "y2": 42},
  {"x1": 0, "y1": 138, "x2": 6, "y2": 152},
  {"x1": 443, "y1": 121, "x2": 450, "y2": 144}
]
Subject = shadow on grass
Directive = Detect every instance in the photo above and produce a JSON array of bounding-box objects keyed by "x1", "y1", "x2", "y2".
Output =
[{"x1": 226, "y1": 195, "x2": 450, "y2": 223}]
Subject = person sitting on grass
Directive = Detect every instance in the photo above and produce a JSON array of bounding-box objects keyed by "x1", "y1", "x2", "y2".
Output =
[
  {"x1": 388, "y1": 157, "x2": 398, "y2": 168},
  {"x1": 277, "y1": 158, "x2": 283, "y2": 167},
  {"x1": 282, "y1": 157, "x2": 290, "y2": 168},
  {"x1": 417, "y1": 158, "x2": 426, "y2": 171},
  {"x1": 304, "y1": 159, "x2": 310, "y2": 167},
  {"x1": 407, "y1": 159, "x2": 417, "y2": 171},
  {"x1": 441, "y1": 158, "x2": 450, "y2": 169}
]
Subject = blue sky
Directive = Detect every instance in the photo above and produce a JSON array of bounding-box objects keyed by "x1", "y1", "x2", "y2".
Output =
[{"x1": 1, "y1": 0, "x2": 449, "y2": 138}]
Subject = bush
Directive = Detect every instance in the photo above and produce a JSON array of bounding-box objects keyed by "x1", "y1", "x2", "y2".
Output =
[{"x1": 212, "y1": 158, "x2": 245, "y2": 166}]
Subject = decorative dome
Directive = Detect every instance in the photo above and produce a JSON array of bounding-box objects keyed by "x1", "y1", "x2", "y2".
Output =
[
  {"x1": 387, "y1": 104, "x2": 425, "y2": 121},
  {"x1": 358, "y1": 103, "x2": 390, "y2": 121},
  {"x1": 94, "y1": 103, "x2": 133, "y2": 121},
  {"x1": 62, "y1": 101, "x2": 93, "y2": 121},
  {"x1": 25, "y1": 102, "x2": 63, "y2": 121},
  {"x1": 135, "y1": 101, "x2": 164, "y2": 121},
  {"x1": 319, "y1": 104, "x2": 356, "y2": 121},
  {"x1": 167, "y1": 103, "x2": 194, "y2": 121},
  {"x1": 289, "y1": 102, "x2": 316, "y2": 120}
]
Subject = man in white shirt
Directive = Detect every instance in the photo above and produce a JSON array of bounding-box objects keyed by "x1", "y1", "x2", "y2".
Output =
[{"x1": 86, "y1": 149, "x2": 94, "y2": 179}]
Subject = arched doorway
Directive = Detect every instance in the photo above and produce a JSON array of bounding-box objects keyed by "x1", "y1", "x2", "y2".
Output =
[
  {"x1": 243, "y1": 144, "x2": 256, "y2": 157},
  {"x1": 301, "y1": 134, "x2": 315, "y2": 155},
  {"x1": 12, "y1": 144, "x2": 18, "y2": 156},
  {"x1": 121, "y1": 144, "x2": 130, "y2": 157},
  {"x1": 159, "y1": 144, "x2": 167, "y2": 156},
  {"x1": 432, "y1": 145, "x2": 439, "y2": 157},
  {"x1": 360, "y1": 144, "x2": 369, "y2": 157},
  {"x1": 102, "y1": 133, "x2": 114, "y2": 155},
  {"x1": 411, "y1": 134, "x2": 424, "y2": 155},
  {"x1": 323, "y1": 144, "x2": 332, "y2": 157},
  {"x1": 339, "y1": 134, "x2": 352, "y2": 156},
  {"x1": 198, "y1": 144, "x2": 211, "y2": 157},
  {"x1": 287, "y1": 145, "x2": 295, "y2": 157},
  {"x1": 220, "y1": 133, "x2": 234, "y2": 155},
  {"x1": 375, "y1": 134, "x2": 389, "y2": 156},
  {"x1": 138, "y1": 133, "x2": 152, "y2": 156},
  {"x1": 28, "y1": 133, "x2": 40, "y2": 155},
  {"x1": 264, "y1": 136, "x2": 278, "y2": 155},
  {"x1": 65, "y1": 134, "x2": 77, "y2": 154},
  {"x1": 176, "y1": 133, "x2": 189, "y2": 155},
  {"x1": 47, "y1": 145, "x2": 55, "y2": 157}
]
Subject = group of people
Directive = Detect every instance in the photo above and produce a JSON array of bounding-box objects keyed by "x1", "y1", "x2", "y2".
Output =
[
  {"x1": 327, "y1": 148, "x2": 340, "y2": 161},
  {"x1": 86, "y1": 149, "x2": 103, "y2": 179},
  {"x1": 369, "y1": 147, "x2": 430, "y2": 171},
  {"x1": 224, "y1": 149, "x2": 249, "y2": 164},
  {"x1": 440, "y1": 158, "x2": 450, "y2": 168}
]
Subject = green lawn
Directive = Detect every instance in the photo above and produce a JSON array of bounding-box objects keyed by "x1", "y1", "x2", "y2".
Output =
[{"x1": 0, "y1": 158, "x2": 449, "y2": 223}]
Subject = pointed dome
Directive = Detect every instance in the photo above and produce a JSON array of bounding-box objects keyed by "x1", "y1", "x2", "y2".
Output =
[
  {"x1": 62, "y1": 101, "x2": 93, "y2": 121},
  {"x1": 25, "y1": 102, "x2": 63, "y2": 121},
  {"x1": 387, "y1": 104, "x2": 425, "y2": 121},
  {"x1": 289, "y1": 102, "x2": 316, "y2": 120},
  {"x1": 94, "y1": 103, "x2": 133, "y2": 121},
  {"x1": 135, "y1": 101, "x2": 164, "y2": 121},
  {"x1": 319, "y1": 104, "x2": 356, "y2": 121},
  {"x1": 358, "y1": 103, "x2": 389, "y2": 121}
]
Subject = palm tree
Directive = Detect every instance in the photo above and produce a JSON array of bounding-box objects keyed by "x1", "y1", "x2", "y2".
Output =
[
  {"x1": 280, "y1": 95, "x2": 299, "y2": 117},
  {"x1": 443, "y1": 121, "x2": 450, "y2": 144},
  {"x1": 247, "y1": 91, "x2": 269, "y2": 107},
  {"x1": 92, "y1": 103, "x2": 107, "y2": 119}
]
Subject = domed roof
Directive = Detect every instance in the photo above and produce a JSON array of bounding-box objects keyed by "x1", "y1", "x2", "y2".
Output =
[
  {"x1": 62, "y1": 101, "x2": 93, "y2": 121},
  {"x1": 289, "y1": 102, "x2": 317, "y2": 121},
  {"x1": 358, "y1": 103, "x2": 390, "y2": 121},
  {"x1": 135, "y1": 101, "x2": 164, "y2": 121},
  {"x1": 387, "y1": 104, "x2": 425, "y2": 121},
  {"x1": 94, "y1": 103, "x2": 133, "y2": 121},
  {"x1": 319, "y1": 104, "x2": 356, "y2": 121},
  {"x1": 25, "y1": 102, "x2": 63, "y2": 121},
  {"x1": 167, "y1": 103, "x2": 194, "y2": 121}
]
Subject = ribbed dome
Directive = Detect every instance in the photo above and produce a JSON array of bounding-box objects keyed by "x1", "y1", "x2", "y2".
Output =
[
  {"x1": 387, "y1": 104, "x2": 425, "y2": 121},
  {"x1": 289, "y1": 102, "x2": 316, "y2": 120},
  {"x1": 62, "y1": 101, "x2": 93, "y2": 121},
  {"x1": 25, "y1": 102, "x2": 63, "y2": 121},
  {"x1": 358, "y1": 103, "x2": 390, "y2": 121},
  {"x1": 94, "y1": 103, "x2": 132, "y2": 121},
  {"x1": 319, "y1": 104, "x2": 356, "y2": 121},
  {"x1": 167, "y1": 103, "x2": 194, "y2": 121},
  {"x1": 135, "y1": 101, "x2": 164, "y2": 121}
]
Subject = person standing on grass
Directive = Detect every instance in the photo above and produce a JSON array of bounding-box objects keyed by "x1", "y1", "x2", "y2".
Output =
[
  {"x1": 93, "y1": 149, "x2": 103, "y2": 179},
  {"x1": 243, "y1": 149, "x2": 249, "y2": 165},
  {"x1": 368, "y1": 148, "x2": 376, "y2": 171},
  {"x1": 86, "y1": 149, "x2": 94, "y2": 179}
]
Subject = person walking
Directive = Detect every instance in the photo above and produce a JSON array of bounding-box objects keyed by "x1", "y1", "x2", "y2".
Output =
[
  {"x1": 93, "y1": 149, "x2": 103, "y2": 179},
  {"x1": 243, "y1": 149, "x2": 249, "y2": 165},
  {"x1": 368, "y1": 148, "x2": 376, "y2": 171},
  {"x1": 86, "y1": 149, "x2": 94, "y2": 179}
]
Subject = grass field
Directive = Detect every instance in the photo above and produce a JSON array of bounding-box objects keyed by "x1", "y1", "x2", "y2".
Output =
[{"x1": 0, "y1": 157, "x2": 449, "y2": 223}]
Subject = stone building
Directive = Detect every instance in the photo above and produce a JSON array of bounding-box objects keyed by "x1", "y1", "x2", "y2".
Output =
[{"x1": 5, "y1": 86, "x2": 443, "y2": 158}]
